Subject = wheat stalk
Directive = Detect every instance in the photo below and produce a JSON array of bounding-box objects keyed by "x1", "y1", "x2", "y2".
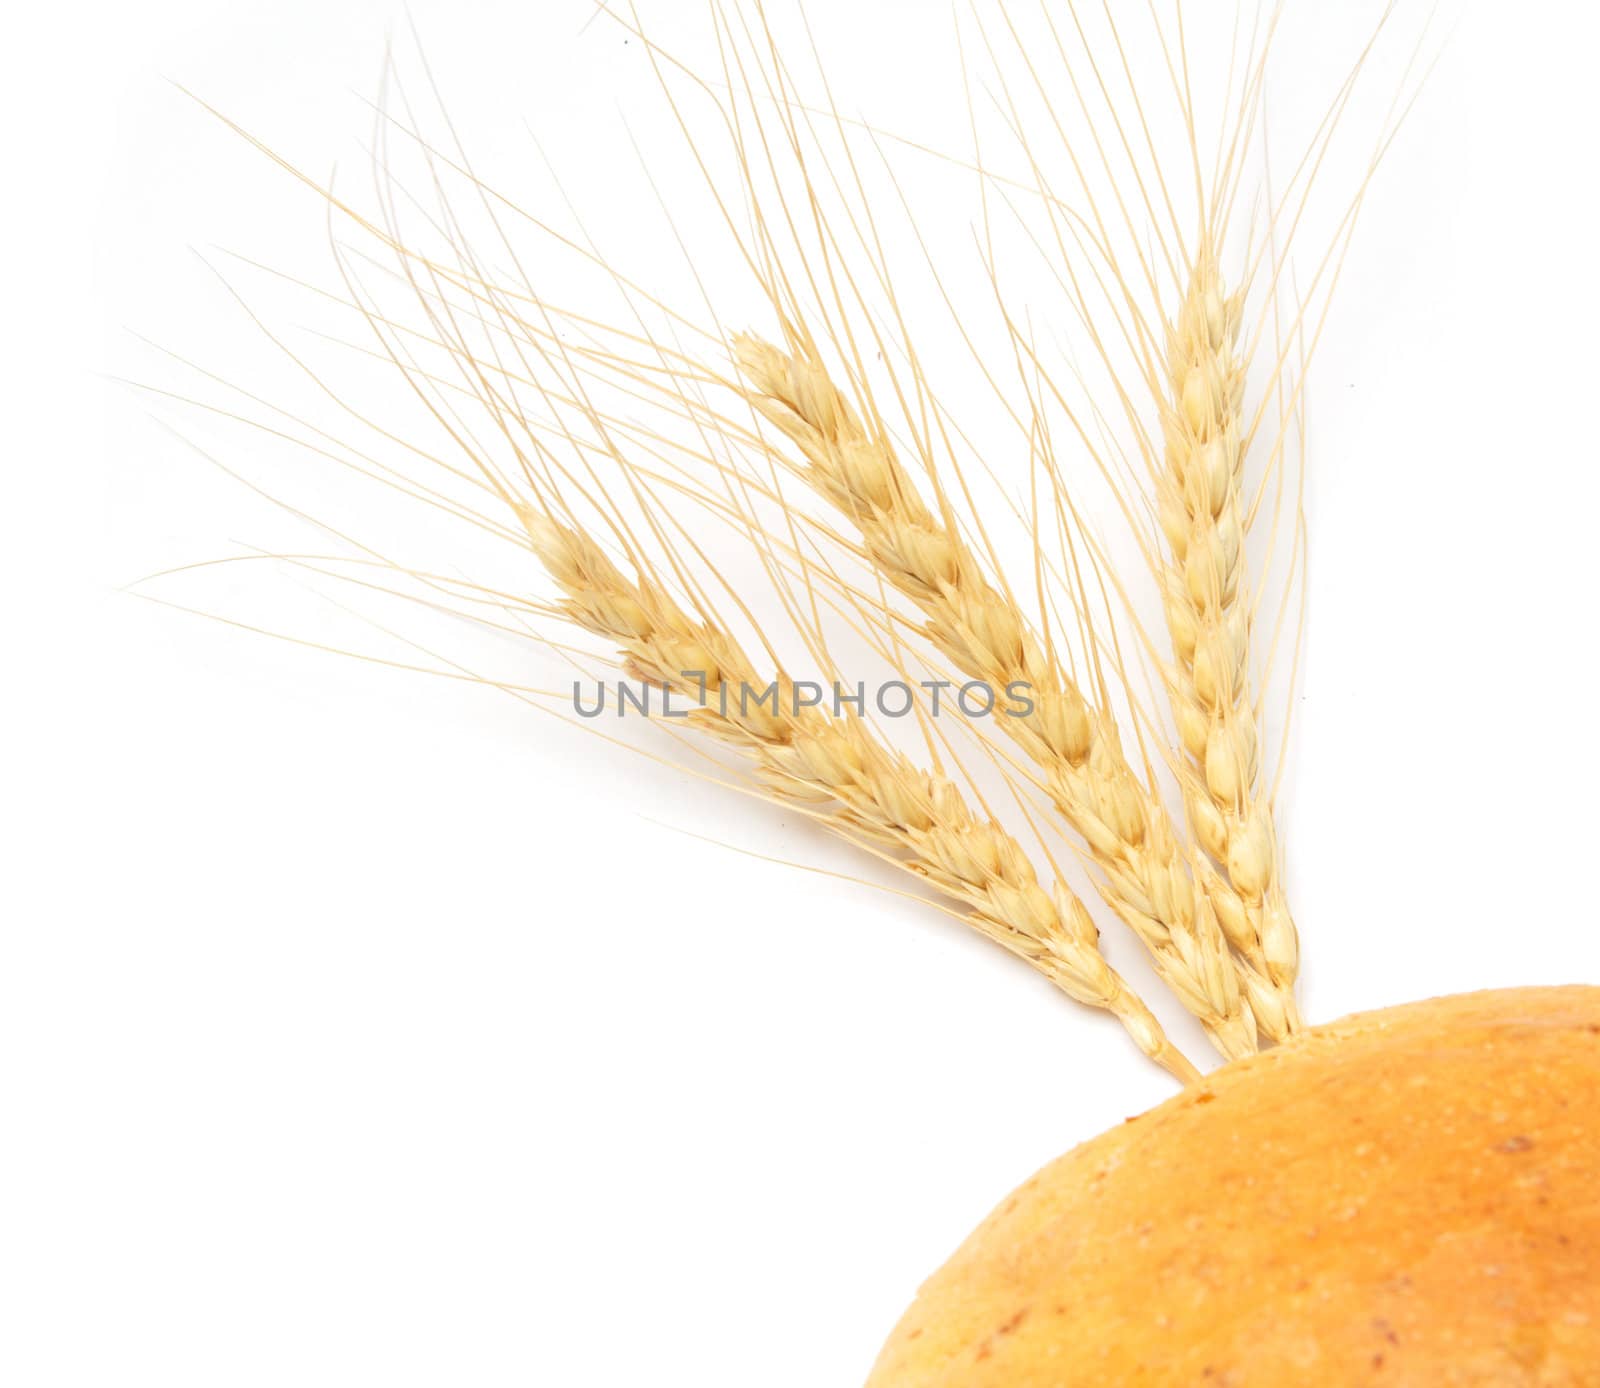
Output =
[
  {"x1": 731, "y1": 334, "x2": 1260, "y2": 1060},
  {"x1": 1157, "y1": 248, "x2": 1301, "y2": 1017},
  {"x1": 515, "y1": 501, "x2": 1201, "y2": 1083}
]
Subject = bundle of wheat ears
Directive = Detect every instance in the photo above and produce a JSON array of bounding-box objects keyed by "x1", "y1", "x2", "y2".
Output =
[{"x1": 155, "y1": 2, "x2": 1599, "y2": 1382}]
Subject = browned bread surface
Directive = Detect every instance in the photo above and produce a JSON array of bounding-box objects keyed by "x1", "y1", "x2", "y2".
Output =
[{"x1": 867, "y1": 987, "x2": 1600, "y2": 1387}]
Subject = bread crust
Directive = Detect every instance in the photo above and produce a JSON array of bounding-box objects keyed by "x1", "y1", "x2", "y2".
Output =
[{"x1": 866, "y1": 987, "x2": 1600, "y2": 1387}]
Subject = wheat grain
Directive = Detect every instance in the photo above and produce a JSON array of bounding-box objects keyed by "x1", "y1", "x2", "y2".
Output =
[
  {"x1": 516, "y1": 502, "x2": 1201, "y2": 1083},
  {"x1": 732, "y1": 335, "x2": 1257, "y2": 1060},
  {"x1": 1157, "y1": 248, "x2": 1300, "y2": 1019}
]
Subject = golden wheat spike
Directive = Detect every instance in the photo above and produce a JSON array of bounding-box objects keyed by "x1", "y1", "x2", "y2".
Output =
[
  {"x1": 1156, "y1": 242, "x2": 1301, "y2": 1009},
  {"x1": 516, "y1": 502, "x2": 1201, "y2": 1082},
  {"x1": 733, "y1": 333, "x2": 1258, "y2": 1061}
]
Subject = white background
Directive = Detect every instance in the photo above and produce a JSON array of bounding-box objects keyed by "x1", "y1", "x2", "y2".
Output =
[{"x1": 5, "y1": 2, "x2": 1599, "y2": 1384}]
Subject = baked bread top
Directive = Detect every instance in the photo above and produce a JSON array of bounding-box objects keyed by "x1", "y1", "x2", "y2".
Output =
[{"x1": 867, "y1": 986, "x2": 1600, "y2": 1387}]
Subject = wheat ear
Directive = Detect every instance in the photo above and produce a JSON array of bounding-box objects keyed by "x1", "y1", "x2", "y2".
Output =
[
  {"x1": 515, "y1": 503, "x2": 1200, "y2": 1084},
  {"x1": 1157, "y1": 249, "x2": 1301, "y2": 1014},
  {"x1": 731, "y1": 336, "x2": 1258, "y2": 1061}
]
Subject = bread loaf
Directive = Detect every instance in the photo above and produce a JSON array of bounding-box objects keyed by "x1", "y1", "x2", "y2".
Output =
[{"x1": 868, "y1": 987, "x2": 1600, "y2": 1386}]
